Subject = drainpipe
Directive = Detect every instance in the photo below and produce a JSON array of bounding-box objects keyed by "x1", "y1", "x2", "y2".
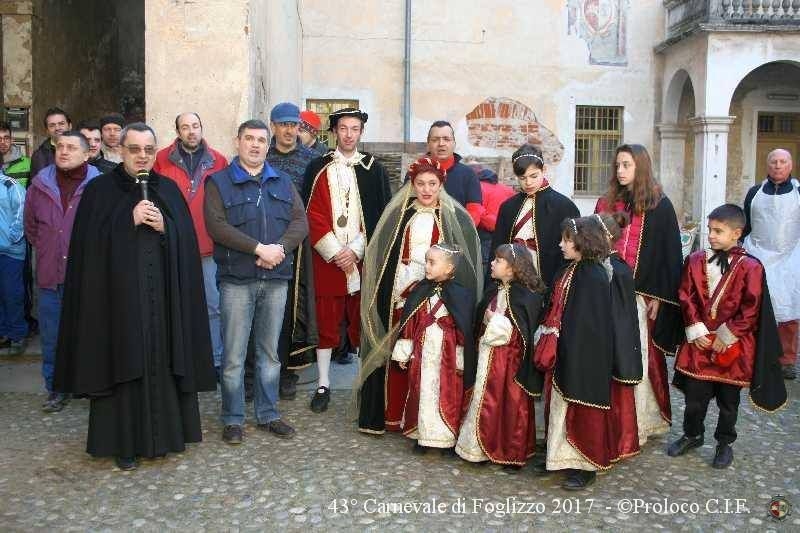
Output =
[{"x1": 403, "y1": 0, "x2": 411, "y2": 144}]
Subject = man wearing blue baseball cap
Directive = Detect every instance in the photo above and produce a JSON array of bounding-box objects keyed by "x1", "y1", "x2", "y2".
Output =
[{"x1": 265, "y1": 103, "x2": 319, "y2": 400}]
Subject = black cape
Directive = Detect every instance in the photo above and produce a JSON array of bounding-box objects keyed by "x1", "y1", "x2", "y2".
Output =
[
  {"x1": 476, "y1": 281, "x2": 546, "y2": 396},
  {"x1": 609, "y1": 253, "x2": 644, "y2": 383},
  {"x1": 552, "y1": 261, "x2": 614, "y2": 408},
  {"x1": 491, "y1": 188, "x2": 580, "y2": 288},
  {"x1": 291, "y1": 151, "x2": 391, "y2": 368},
  {"x1": 673, "y1": 256, "x2": 787, "y2": 412},
  {"x1": 302, "y1": 151, "x2": 392, "y2": 240},
  {"x1": 629, "y1": 195, "x2": 685, "y2": 355},
  {"x1": 358, "y1": 278, "x2": 476, "y2": 432},
  {"x1": 53, "y1": 165, "x2": 216, "y2": 396}
]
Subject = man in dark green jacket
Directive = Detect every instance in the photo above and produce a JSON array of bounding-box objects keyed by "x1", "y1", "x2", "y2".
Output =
[{"x1": 0, "y1": 122, "x2": 31, "y2": 187}]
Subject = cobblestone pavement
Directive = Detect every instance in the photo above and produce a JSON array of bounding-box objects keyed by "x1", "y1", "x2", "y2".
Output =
[{"x1": 0, "y1": 371, "x2": 798, "y2": 532}]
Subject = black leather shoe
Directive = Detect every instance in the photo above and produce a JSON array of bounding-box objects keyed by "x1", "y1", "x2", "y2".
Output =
[
  {"x1": 562, "y1": 470, "x2": 596, "y2": 490},
  {"x1": 412, "y1": 443, "x2": 427, "y2": 455},
  {"x1": 222, "y1": 424, "x2": 243, "y2": 445},
  {"x1": 712, "y1": 443, "x2": 734, "y2": 469},
  {"x1": 667, "y1": 434, "x2": 704, "y2": 457},
  {"x1": 259, "y1": 419, "x2": 296, "y2": 439},
  {"x1": 115, "y1": 456, "x2": 138, "y2": 471},
  {"x1": 502, "y1": 464, "x2": 522, "y2": 472},
  {"x1": 440, "y1": 447, "x2": 457, "y2": 458},
  {"x1": 279, "y1": 372, "x2": 299, "y2": 400},
  {"x1": 310, "y1": 386, "x2": 330, "y2": 413},
  {"x1": 783, "y1": 364, "x2": 797, "y2": 380}
]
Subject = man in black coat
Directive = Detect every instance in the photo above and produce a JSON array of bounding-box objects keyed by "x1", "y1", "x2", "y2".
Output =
[{"x1": 54, "y1": 123, "x2": 216, "y2": 471}]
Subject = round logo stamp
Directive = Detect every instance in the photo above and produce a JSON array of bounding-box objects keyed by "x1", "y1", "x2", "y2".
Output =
[{"x1": 768, "y1": 495, "x2": 792, "y2": 522}]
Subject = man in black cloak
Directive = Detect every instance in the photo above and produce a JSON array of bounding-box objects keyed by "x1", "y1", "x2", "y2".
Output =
[{"x1": 54, "y1": 122, "x2": 216, "y2": 471}]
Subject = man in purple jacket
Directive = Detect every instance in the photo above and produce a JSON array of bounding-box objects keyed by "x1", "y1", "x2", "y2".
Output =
[{"x1": 24, "y1": 131, "x2": 100, "y2": 413}]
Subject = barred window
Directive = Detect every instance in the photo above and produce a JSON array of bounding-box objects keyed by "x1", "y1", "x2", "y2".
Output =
[
  {"x1": 305, "y1": 99, "x2": 359, "y2": 148},
  {"x1": 574, "y1": 106, "x2": 623, "y2": 195}
]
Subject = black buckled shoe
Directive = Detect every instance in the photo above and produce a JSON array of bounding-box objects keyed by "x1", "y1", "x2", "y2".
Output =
[
  {"x1": 667, "y1": 434, "x2": 704, "y2": 457},
  {"x1": 222, "y1": 424, "x2": 243, "y2": 445},
  {"x1": 310, "y1": 386, "x2": 330, "y2": 413},
  {"x1": 562, "y1": 469, "x2": 596, "y2": 491},
  {"x1": 259, "y1": 419, "x2": 296, "y2": 439},
  {"x1": 712, "y1": 443, "x2": 734, "y2": 469},
  {"x1": 115, "y1": 456, "x2": 139, "y2": 471}
]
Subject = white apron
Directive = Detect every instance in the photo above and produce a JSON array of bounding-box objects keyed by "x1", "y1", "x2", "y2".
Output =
[{"x1": 743, "y1": 179, "x2": 800, "y2": 323}]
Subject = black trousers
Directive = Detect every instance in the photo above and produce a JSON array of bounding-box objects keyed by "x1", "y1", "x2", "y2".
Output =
[{"x1": 682, "y1": 376, "x2": 742, "y2": 445}]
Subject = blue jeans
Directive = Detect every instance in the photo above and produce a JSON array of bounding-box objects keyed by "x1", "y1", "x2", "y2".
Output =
[
  {"x1": 202, "y1": 256, "x2": 223, "y2": 368},
  {"x1": 0, "y1": 255, "x2": 28, "y2": 341},
  {"x1": 39, "y1": 285, "x2": 63, "y2": 393},
  {"x1": 220, "y1": 279, "x2": 287, "y2": 426}
]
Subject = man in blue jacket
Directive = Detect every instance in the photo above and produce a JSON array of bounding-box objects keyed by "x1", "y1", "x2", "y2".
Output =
[
  {"x1": 204, "y1": 119, "x2": 309, "y2": 445},
  {"x1": 0, "y1": 169, "x2": 27, "y2": 354}
]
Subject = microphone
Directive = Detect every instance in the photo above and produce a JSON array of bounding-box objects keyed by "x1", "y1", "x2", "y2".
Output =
[{"x1": 137, "y1": 170, "x2": 149, "y2": 201}]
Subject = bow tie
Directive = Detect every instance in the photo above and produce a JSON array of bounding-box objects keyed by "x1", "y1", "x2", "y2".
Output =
[{"x1": 708, "y1": 250, "x2": 730, "y2": 275}]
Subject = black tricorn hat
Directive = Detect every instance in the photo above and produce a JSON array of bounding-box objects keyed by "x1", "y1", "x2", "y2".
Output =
[{"x1": 328, "y1": 108, "x2": 368, "y2": 131}]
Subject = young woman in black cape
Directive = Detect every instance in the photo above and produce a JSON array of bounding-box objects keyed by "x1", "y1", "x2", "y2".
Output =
[{"x1": 595, "y1": 144, "x2": 684, "y2": 444}]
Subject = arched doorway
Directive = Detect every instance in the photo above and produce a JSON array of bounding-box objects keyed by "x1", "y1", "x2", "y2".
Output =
[{"x1": 727, "y1": 61, "x2": 800, "y2": 203}]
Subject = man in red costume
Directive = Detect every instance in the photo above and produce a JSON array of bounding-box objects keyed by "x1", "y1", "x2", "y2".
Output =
[{"x1": 302, "y1": 108, "x2": 391, "y2": 413}]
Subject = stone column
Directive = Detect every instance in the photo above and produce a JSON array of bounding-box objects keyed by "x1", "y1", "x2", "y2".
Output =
[
  {"x1": 688, "y1": 115, "x2": 736, "y2": 244},
  {"x1": 656, "y1": 123, "x2": 689, "y2": 223}
]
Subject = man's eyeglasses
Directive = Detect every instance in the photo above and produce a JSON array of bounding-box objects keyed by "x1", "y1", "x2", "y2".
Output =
[
  {"x1": 428, "y1": 136, "x2": 454, "y2": 143},
  {"x1": 123, "y1": 145, "x2": 156, "y2": 156}
]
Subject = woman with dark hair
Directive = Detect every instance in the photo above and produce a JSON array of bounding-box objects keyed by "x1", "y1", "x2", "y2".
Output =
[
  {"x1": 356, "y1": 157, "x2": 482, "y2": 435},
  {"x1": 492, "y1": 144, "x2": 579, "y2": 287},
  {"x1": 456, "y1": 242, "x2": 545, "y2": 466},
  {"x1": 595, "y1": 144, "x2": 684, "y2": 444}
]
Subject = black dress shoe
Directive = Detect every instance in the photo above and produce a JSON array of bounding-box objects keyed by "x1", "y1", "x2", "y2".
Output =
[
  {"x1": 667, "y1": 434, "x2": 704, "y2": 457},
  {"x1": 310, "y1": 386, "x2": 330, "y2": 413},
  {"x1": 222, "y1": 424, "x2": 243, "y2": 445},
  {"x1": 440, "y1": 447, "x2": 457, "y2": 458},
  {"x1": 562, "y1": 469, "x2": 596, "y2": 490},
  {"x1": 412, "y1": 443, "x2": 427, "y2": 455},
  {"x1": 502, "y1": 464, "x2": 522, "y2": 472},
  {"x1": 712, "y1": 443, "x2": 734, "y2": 469},
  {"x1": 115, "y1": 456, "x2": 138, "y2": 471},
  {"x1": 259, "y1": 419, "x2": 296, "y2": 439},
  {"x1": 783, "y1": 364, "x2": 797, "y2": 380}
]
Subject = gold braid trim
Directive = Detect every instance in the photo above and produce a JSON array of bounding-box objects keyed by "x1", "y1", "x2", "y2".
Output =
[
  {"x1": 635, "y1": 291, "x2": 679, "y2": 307},
  {"x1": 612, "y1": 376, "x2": 642, "y2": 385},
  {"x1": 675, "y1": 367, "x2": 750, "y2": 388},
  {"x1": 365, "y1": 186, "x2": 413, "y2": 348},
  {"x1": 513, "y1": 377, "x2": 542, "y2": 398},
  {"x1": 653, "y1": 340, "x2": 677, "y2": 356},
  {"x1": 552, "y1": 378, "x2": 611, "y2": 410},
  {"x1": 709, "y1": 257, "x2": 742, "y2": 321},
  {"x1": 632, "y1": 210, "x2": 645, "y2": 278},
  {"x1": 748, "y1": 391, "x2": 789, "y2": 414}
]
